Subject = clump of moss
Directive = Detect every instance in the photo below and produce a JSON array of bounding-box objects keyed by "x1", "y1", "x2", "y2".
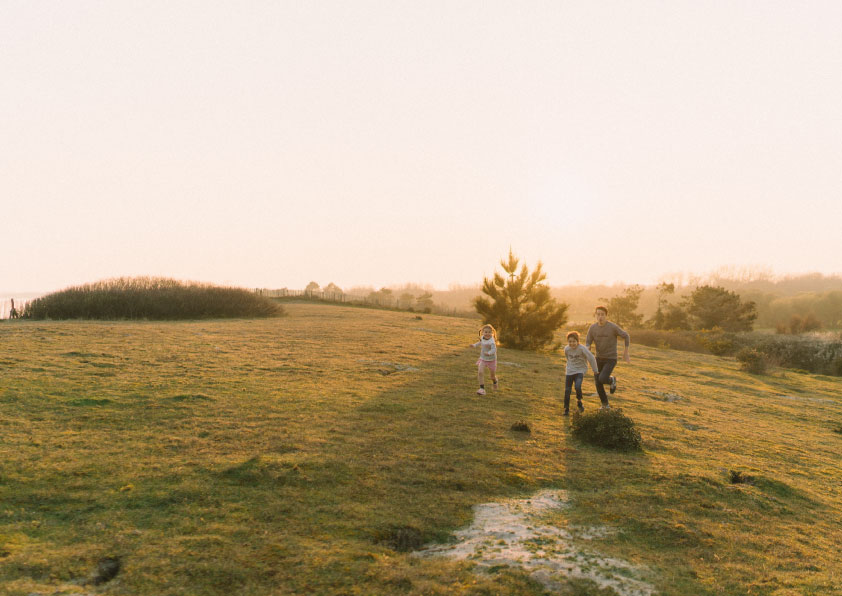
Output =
[
  {"x1": 571, "y1": 408, "x2": 642, "y2": 451},
  {"x1": 729, "y1": 470, "x2": 754, "y2": 485},
  {"x1": 510, "y1": 421, "x2": 531, "y2": 433},
  {"x1": 374, "y1": 525, "x2": 426, "y2": 552}
]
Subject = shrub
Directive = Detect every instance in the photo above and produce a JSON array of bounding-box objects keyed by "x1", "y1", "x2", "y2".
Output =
[
  {"x1": 22, "y1": 277, "x2": 285, "y2": 320},
  {"x1": 736, "y1": 347, "x2": 767, "y2": 375},
  {"x1": 802, "y1": 313, "x2": 823, "y2": 332},
  {"x1": 751, "y1": 335, "x2": 842, "y2": 376},
  {"x1": 571, "y1": 408, "x2": 642, "y2": 451},
  {"x1": 696, "y1": 328, "x2": 738, "y2": 356}
]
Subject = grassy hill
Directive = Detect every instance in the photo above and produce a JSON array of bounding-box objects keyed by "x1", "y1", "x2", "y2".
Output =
[{"x1": 1, "y1": 304, "x2": 840, "y2": 595}]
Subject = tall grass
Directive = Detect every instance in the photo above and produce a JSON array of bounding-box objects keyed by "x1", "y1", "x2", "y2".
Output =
[{"x1": 22, "y1": 277, "x2": 285, "y2": 320}]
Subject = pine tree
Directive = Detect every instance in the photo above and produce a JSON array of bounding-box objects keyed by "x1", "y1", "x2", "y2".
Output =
[
  {"x1": 650, "y1": 282, "x2": 675, "y2": 329},
  {"x1": 473, "y1": 250, "x2": 569, "y2": 350},
  {"x1": 686, "y1": 285, "x2": 757, "y2": 331},
  {"x1": 601, "y1": 285, "x2": 644, "y2": 328}
]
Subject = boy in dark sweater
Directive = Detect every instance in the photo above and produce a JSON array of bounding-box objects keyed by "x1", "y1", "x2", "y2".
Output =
[{"x1": 585, "y1": 305, "x2": 630, "y2": 409}]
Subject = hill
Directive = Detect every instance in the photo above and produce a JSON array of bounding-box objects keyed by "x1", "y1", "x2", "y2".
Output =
[{"x1": 1, "y1": 304, "x2": 840, "y2": 595}]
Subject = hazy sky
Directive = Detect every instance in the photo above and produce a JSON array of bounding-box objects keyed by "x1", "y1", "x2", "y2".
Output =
[{"x1": 3, "y1": 1, "x2": 841, "y2": 293}]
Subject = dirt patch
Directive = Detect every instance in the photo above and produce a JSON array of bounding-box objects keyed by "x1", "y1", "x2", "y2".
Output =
[
  {"x1": 415, "y1": 490, "x2": 654, "y2": 596},
  {"x1": 646, "y1": 390, "x2": 684, "y2": 402},
  {"x1": 357, "y1": 359, "x2": 419, "y2": 373}
]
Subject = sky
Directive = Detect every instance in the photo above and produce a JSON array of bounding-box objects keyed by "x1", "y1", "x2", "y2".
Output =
[{"x1": 2, "y1": 1, "x2": 841, "y2": 294}]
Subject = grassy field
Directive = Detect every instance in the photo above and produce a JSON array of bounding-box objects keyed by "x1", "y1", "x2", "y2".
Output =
[{"x1": 1, "y1": 303, "x2": 841, "y2": 595}]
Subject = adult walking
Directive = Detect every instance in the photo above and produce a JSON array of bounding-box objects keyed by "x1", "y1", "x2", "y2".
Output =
[{"x1": 586, "y1": 305, "x2": 630, "y2": 409}]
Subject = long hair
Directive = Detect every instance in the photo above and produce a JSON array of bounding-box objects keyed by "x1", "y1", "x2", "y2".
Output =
[{"x1": 479, "y1": 324, "x2": 498, "y2": 342}]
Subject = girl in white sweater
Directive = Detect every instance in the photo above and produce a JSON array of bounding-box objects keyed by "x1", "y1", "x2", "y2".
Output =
[{"x1": 471, "y1": 324, "x2": 498, "y2": 395}]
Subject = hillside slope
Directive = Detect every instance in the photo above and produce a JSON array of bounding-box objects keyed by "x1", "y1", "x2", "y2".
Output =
[{"x1": 1, "y1": 303, "x2": 840, "y2": 595}]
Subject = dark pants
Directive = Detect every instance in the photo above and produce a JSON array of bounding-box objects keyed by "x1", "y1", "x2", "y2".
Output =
[
  {"x1": 594, "y1": 358, "x2": 617, "y2": 406},
  {"x1": 563, "y1": 373, "x2": 584, "y2": 410}
]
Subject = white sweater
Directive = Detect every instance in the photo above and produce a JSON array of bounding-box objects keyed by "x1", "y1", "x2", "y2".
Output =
[
  {"x1": 474, "y1": 337, "x2": 497, "y2": 361},
  {"x1": 564, "y1": 344, "x2": 598, "y2": 375}
]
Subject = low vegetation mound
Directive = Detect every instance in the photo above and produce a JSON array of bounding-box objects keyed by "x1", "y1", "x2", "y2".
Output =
[
  {"x1": 22, "y1": 277, "x2": 285, "y2": 320},
  {"x1": 736, "y1": 347, "x2": 767, "y2": 374},
  {"x1": 572, "y1": 408, "x2": 642, "y2": 451}
]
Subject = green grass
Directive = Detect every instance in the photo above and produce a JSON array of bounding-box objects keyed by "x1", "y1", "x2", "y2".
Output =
[{"x1": 1, "y1": 304, "x2": 841, "y2": 595}]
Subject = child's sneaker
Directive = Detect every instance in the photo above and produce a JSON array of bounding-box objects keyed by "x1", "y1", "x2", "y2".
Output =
[
  {"x1": 492, "y1": 380, "x2": 498, "y2": 391},
  {"x1": 577, "y1": 400, "x2": 584, "y2": 413},
  {"x1": 600, "y1": 404, "x2": 611, "y2": 410},
  {"x1": 563, "y1": 409, "x2": 570, "y2": 416},
  {"x1": 477, "y1": 388, "x2": 486, "y2": 396},
  {"x1": 609, "y1": 376, "x2": 617, "y2": 394}
]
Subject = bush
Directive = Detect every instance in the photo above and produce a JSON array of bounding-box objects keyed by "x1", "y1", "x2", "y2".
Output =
[
  {"x1": 750, "y1": 335, "x2": 842, "y2": 376},
  {"x1": 695, "y1": 328, "x2": 744, "y2": 356},
  {"x1": 22, "y1": 277, "x2": 285, "y2": 320},
  {"x1": 629, "y1": 327, "x2": 842, "y2": 377},
  {"x1": 780, "y1": 313, "x2": 824, "y2": 334},
  {"x1": 571, "y1": 408, "x2": 642, "y2": 451},
  {"x1": 736, "y1": 347, "x2": 767, "y2": 374}
]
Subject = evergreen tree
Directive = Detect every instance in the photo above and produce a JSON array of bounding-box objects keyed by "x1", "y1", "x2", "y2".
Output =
[
  {"x1": 602, "y1": 285, "x2": 644, "y2": 328},
  {"x1": 416, "y1": 292, "x2": 434, "y2": 313},
  {"x1": 661, "y1": 303, "x2": 691, "y2": 330},
  {"x1": 473, "y1": 250, "x2": 569, "y2": 350},
  {"x1": 686, "y1": 285, "x2": 757, "y2": 331},
  {"x1": 650, "y1": 282, "x2": 675, "y2": 329}
]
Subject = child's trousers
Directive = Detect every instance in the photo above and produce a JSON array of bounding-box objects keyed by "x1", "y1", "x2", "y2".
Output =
[{"x1": 564, "y1": 373, "x2": 584, "y2": 410}]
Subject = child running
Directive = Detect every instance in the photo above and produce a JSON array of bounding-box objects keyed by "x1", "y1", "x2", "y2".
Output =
[
  {"x1": 471, "y1": 324, "x2": 498, "y2": 395},
  {"x1": 563, "y1": 331, "x2": 599, "y2": 415}
]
